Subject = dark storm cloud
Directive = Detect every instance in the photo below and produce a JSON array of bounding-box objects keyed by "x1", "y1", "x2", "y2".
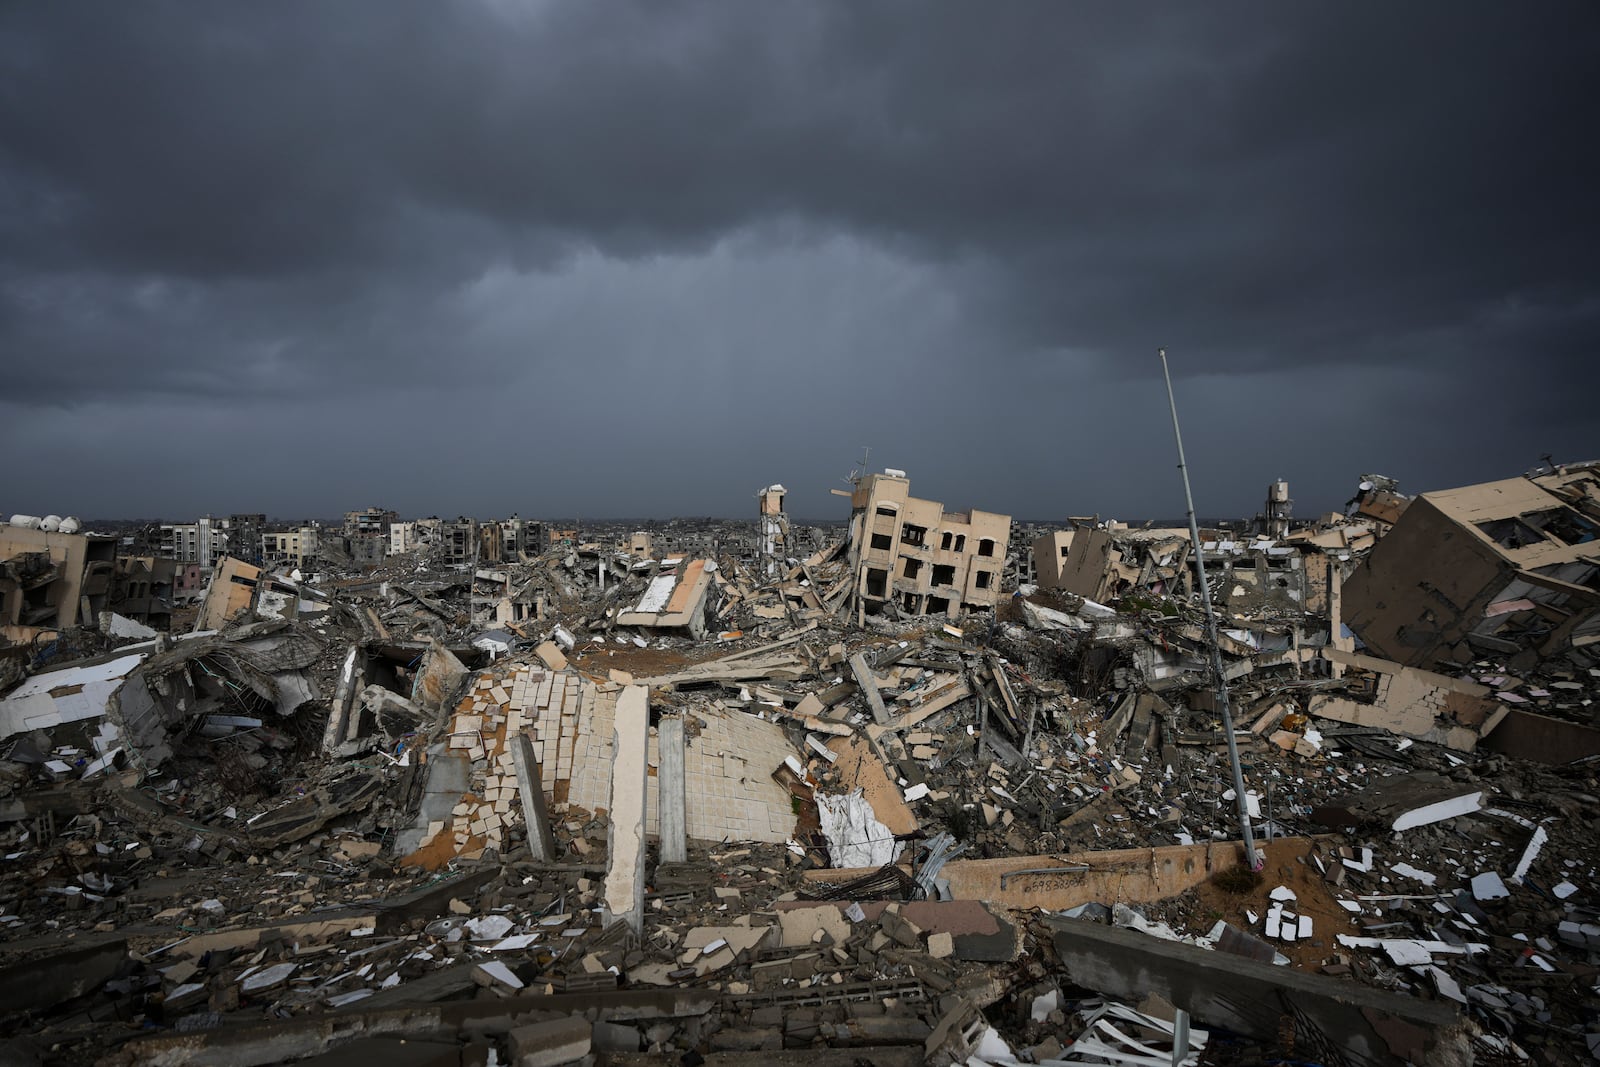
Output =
[{"x1": 1, "y1": 2, "x2": 1596, "y2": 519}]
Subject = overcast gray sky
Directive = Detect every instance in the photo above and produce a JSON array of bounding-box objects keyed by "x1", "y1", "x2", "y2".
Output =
[{"x1": 3, "y1": 2, "x2": 1596, "y2": 523}]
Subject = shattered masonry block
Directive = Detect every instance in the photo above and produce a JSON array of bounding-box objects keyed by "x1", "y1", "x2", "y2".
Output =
[{"x1": 507, "y1": 1018, "x2": 592, "y2": 1067}]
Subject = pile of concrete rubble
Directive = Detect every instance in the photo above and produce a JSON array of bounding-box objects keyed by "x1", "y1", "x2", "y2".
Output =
[{"x1": 2, "y1": 466, "x2": 1599, "y2": 1066}]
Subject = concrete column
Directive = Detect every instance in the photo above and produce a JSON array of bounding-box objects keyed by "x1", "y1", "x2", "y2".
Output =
[
  {"x1": 1328, "y1": 558, "x2": 1350, "y2": 679},
  {"x1": 510, "y1": 732, "x2": 557, "y2": 862},
  {"x1": 324, "y1": 645, "x2": 359, "y2": 750},
  {"x1": 602, "y1": 685, "x2": 650, "y2": 934},
  {"x1": 657, "y1": 715, "x2": 687, "y2": 863}
]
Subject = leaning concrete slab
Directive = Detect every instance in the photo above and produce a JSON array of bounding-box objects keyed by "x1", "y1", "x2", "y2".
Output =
[
  {"x1": 324, "y1": 644, "x2": 360, "y2": 749},
  {"x1": 411, "y1": 638, "x2": 466, "y2": 713},
  {"x1": 657, "y1": 714, "x2": 687, "y2": 863},
  {"x1": 848, "y1": 651, "x2": 891, "y2": 725},
  {"x1": 0, "y1": 938, "x2": 126, "y2": 1013},
  {"x1": 1043, "y1": 915, "x2": 1468, "y2": 1067},
  {"x1": 510, "y1": 731, "x2": 557, "y2": 861},
  {"x1": 1479, "y1": 706, "x2": 1600, "y2": 763},
  {"x1": 602, "y1": 684, "x2": 650, "y2": 934}
]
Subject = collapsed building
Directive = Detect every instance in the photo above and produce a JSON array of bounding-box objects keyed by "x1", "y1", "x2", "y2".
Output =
[
  {"x1": 1346, "y1": 464, "x2": 1600, "y2": 670},
  {"x1": 0, "y1": 518, "x2": 117, "y2": 647},
  {"x1": 841, "y1": 469, "x2": 1010, "y2": 623},
  {"x1": 0, "y1": 467, "x2": 1599, "y2": 1066}
]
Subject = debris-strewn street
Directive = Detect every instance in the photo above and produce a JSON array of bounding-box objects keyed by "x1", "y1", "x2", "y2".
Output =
[{"x1": 2, "y1": 463, "x2": 1598, "y2": 1066}]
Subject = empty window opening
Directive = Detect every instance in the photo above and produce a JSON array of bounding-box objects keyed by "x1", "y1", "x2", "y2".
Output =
[
  {"x1": 902, "y1": 524, "x2": 927, "y2": 547},
  {"x1": 876, "y1": 506, "x2": 897, "y2": 518},
  {"x1": 866, "y1": 568, "x2": 888, "y2": 598},
  {"x1": 927, "y1": 595, "x2": 951, "y2": 615},
  {"x1": 870, "y1": 532, "x2": 893, "y2": 551},
  {"x1": 1475, "y1": 518, "x2": 1546, "y2": 550},
  {"x1": 940, "y1": 531, "x2": 953, "y2": 551},
  {"x1": 978, "y1": 538, "x2": 996, "y2": 558},
  {"x1": 954, "y1": 534, "x2": 967, "y2": 552},
  {"x1": 903, "y1": 558, "x2": 923, "y2": 579},
  {"x1": 1520, "y1": 507, "x2": 1599, "y2": 546},
  {"x1": 975, "y1": 570, "x2": 993, "y2": 590},
  {"x1": 932, "y1": 564, "x2": 956, "y2": 586}
]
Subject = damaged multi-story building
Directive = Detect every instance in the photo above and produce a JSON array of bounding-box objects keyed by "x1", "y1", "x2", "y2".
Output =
[
  {"x1": 1345, "y1": 462, "x2": 1600, "y2": 669},
  {"x1": 1035, "y1": 487, "x2": 1357, "y2": 617},
  {"x1": 499, "y1": 515, "x2": 545, "y2": 561},
  {"x1": 1034, "y1": 523, "x2": 1194, "y2": 604},
  {"x1": 109, "y1": 554, "x2": 176, "y2": 631},
  {"x1": 261, "y1": 524, "x2": 320, "y2": 570},
  {"x1": 757, "y1": 484, "x2": 790, "y2": 579},
  {"x1": 841, "y1": 469, "x2": 1010, "y2": 621},
  {"x1": 227, "y1": 512, "x2": 267, "y2": 565},
  {"x1": 0, "y1": 517, "x2": 117, "y2": 646},
  {"x1": 343, "y1": 506, "x2": 397, "y2": 544}
]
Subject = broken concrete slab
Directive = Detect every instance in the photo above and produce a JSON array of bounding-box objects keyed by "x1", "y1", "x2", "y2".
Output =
[
  {"x1": 1044, "y1": 915, "x2": 1469, "y2": 1067},
  {"x1": 657, "y1": 714, "x2": 687, "y2": 864},
  {"x1": 1309, "y1": 772, "x2": 1483, "y2": 832},
  {"x1": 602, "y1": 684, "x2": 650, "y2": 935}
]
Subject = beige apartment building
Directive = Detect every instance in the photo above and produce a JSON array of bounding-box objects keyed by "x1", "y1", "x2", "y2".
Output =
[
  {"x1": 262, "y1": 527, "x2": 319, "y2": 569},
  {"x1": 844, "y1": 470, "x2": 1010, "y2": 621}
]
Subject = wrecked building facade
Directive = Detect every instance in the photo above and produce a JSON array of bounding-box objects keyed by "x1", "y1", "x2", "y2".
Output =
[
  {"x1": 844, "y1": 470, "x2": 1011, "y2": 621},
  {"x1": 0, "y1": 520, "x2": 117, "y2": 646},
  {"x1": 758, "y1": 483, "x2": 790, "y2": 579},
  {"x1": 1346, "y1": 467, "x2": 1600, "y2": 669}
]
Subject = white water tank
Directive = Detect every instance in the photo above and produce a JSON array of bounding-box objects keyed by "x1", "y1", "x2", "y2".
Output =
[
  {"x1": 58, "y1": 517, "x2": 81, "y2": 534},
  {"x1": 7, "y1": 515, "x2": 42, "y2": 529},
  {"x1": 40, "y1": 515, "x2": 63, "y2": 532}
]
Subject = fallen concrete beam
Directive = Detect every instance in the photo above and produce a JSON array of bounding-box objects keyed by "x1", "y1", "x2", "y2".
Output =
[
  {"x1": 848, "y1": 652, "x2": 891, "y2": 725},
  {"x1": 1042, "y1": 915, "x2": 1469, "y2": 1067},
  {"x1": 803, "y1": 839, "x2": 1309, "y2": 911}
]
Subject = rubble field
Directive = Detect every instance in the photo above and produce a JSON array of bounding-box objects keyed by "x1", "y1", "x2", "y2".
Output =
[{"x1": 2, "y1": 465, "x2": 1599, "y2": 1066}]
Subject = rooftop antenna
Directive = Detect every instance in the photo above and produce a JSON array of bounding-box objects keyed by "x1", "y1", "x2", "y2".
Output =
[
  {"x1": 842, "y1": 446, "x2": 871, "y2": 488},
  {"x1": 1158, "y1": 347, "x2": 1261, "y2": 871}
]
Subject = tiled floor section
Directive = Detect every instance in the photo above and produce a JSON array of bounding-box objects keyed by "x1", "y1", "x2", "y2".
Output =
[{"x1": 413, "y1": 664, "x2": 797, "y2": 861}]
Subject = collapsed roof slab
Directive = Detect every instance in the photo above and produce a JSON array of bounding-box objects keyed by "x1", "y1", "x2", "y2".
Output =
[
  {"x1": 616, "y1": 559, "x2": 717, "y2": 636},
  {"x1": 0, "y1": 651, "x2": 146, "y2": 738}
]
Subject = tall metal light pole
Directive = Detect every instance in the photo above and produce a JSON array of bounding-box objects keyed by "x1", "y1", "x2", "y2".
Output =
[{"x1": 1159, "y1": 348, "x2": 1261, "y2": 870}]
